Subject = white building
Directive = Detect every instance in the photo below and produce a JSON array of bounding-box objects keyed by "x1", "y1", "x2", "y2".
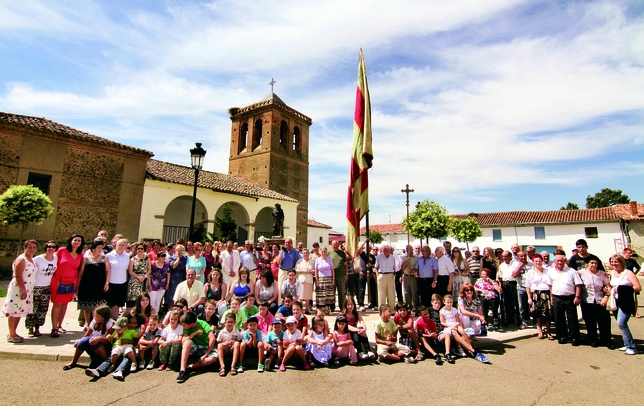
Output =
[
  {"x1": 361, "y1": 203, "x2": 644, "y2": 262},
  {"x1": 307, "y1": 219, "x2": 332, "y2": 248}
]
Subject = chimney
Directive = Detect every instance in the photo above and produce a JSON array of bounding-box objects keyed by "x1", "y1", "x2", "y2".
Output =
[{"x1": 630, "y1": 201, "x2": 638, "y2": 217}]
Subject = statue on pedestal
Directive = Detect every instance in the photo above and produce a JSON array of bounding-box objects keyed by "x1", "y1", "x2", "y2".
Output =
[{"x1": 272, "y1": 203, "x2": 284, "y2": 237}]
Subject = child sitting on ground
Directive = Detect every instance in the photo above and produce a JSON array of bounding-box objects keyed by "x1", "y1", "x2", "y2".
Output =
[
  {"x1": 221, "y1": 296, "x2": 244, "y2": 331},
  {"x1": 374, "y1": 304, "x2": 413, "y2": 364},
  {"x1": 240, "y1": 315, "x2": 265, "y2": 373},
  {"x1": 239, "y1": 294, "x2": 259, "y2": 330},
  {"x1": 162, "y1": 298, "x2": 189, "y2": 328},
  {"x1": 393, "y1": 303, "x2": 421, "y2": 362},
  {"x1": 64, "y1": 305, "x2": 114, "y2": 370},
  {"x1": 217, "y1": 313, "x2": 242, "y2": 376},
  {"x1": 313, "y1": 308, "x2": 330, "y2": 335},
  {"x1": 439, "y1": 295, "x2": 490, "y2": 364},
  {"x1": 292, "y1": 300, "x2": 309, "y2": 336},
  {"x1": 198, "y1": 299, "x2": 219, "y2": 333},
  {"x1": 276, "y1": 294, "x2": 294, "y2": 319},
  {"x1": 263, "y1": 317, "x2": 284, "y2": 371},
  {"x1": 414, "y1": 305, "x2": 443, "y2": 365},
  {"x1": 158, "y1": 311, "x2": 183, "y2": 371},
  {"x1": 84, "y1": 316, "x2": 138, "y2": 380},
  {"x1": 306, "y1": 315, "x2": 333, "y2": 367},
  {"x1": 137, "y1": 314, "x2": 162, "y2": 370},
  {"x1": 176, "y1": 311, "x2": 218, "y2": 383},
  {"x1": 279, "y1": 315, "x2": 309, "y2": 371},
  {"x1": 256, "y1": 301, "x2": 274, "y2": 335},
  {"x1": 332, "y1": 315, "x2": 357, "y2": 365}
]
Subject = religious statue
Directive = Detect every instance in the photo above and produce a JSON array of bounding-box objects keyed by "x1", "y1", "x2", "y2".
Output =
[{"x1": 272, "y1": 203, "x2": 284, "y2": 237}]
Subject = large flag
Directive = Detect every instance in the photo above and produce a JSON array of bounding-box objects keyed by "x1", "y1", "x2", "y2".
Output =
[{"x1": 346, "y1": 49, "x2": 373, "y2": 258}]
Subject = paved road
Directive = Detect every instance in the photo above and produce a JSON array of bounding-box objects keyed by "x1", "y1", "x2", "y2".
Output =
[{"x1": 1, "y1": 317, "x2": 643, "y2": 406}]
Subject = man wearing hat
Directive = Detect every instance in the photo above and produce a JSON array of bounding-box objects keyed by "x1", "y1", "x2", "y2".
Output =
[{"x1": 568, "y1": 239, "x2": 605, "y2": 271}]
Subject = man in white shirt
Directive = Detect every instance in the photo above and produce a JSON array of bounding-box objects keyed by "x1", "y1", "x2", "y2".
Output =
[
  {"x1": 547, "y1": 255, "x2": 582, "y2": 345},
  {"x1": 240, "y1": 240, "x2": 259, "y2": 284},
  {"x1": 220, "y1": 241, "x2": 241, "y2": 287},
  {"x1": 497, "y1": 251, "x2": 521, "y2": 326},
  {"x1": 173, "y1": 269, "x2": 206, "y2": 312},
  {"x1": 375, "y1": 244, "x2": 397, "y2": 307},
  {"x1": 434, "y1": 247, "x2": 455, "y2": 297},
  {"x1": 515, "y1": 251, "x2": 532, "y2": 329}
]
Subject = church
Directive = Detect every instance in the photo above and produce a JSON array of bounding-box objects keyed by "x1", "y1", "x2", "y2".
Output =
[{"x1": 0, "y1": 90, "x2": 313, "y2": 258}]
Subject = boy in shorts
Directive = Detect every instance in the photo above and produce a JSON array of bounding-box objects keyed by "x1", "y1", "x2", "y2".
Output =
[
  {"x1": 264, "y1": 317, "x2": 284, "y2": 371},
  {"x1": 84, "y1": 316, "x2": 138, "y2": 380},
  {"x1": 374, "y1": 304, "x2": 412, "y2": 363},
  {"x1": 217, "y1": 313, "x2": 242, "y2": 376},
  {"x1": 176, "y1": 311, "x2": 218, "y2": 383},
  {"x1": 414, "y1": 305, "x2": 443, "y2": 365},
  {"x1": 240, "y1": 315, "x2": 265, "y2": 373}
]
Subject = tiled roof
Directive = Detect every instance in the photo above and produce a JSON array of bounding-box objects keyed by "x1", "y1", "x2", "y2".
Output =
[
  {"x1": 360, "y1": 224, "x2": 406, "y2": 234},
  {"x1": 308, "y1": 219, "x2": 333, "y2": 229},
  {"x1": 228, "y1": 93, "x2": 312, "y2": 124},
  {"x1": 329, "y1": 230, "x2": 344, "y2": 236},
  {"x1": 146, "y1": 159, "x2": 298, "y2": 203},
  {"x1": 361, "y1": 203, "x2": 644, "y2": 232},
  {"x1": 0, "y1": 112, "x2": 153, "y2": 157}
]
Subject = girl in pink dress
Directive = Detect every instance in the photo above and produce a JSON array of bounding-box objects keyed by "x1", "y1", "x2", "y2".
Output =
[{"x1": 332, "y1": 315, "x2": 357, "y2": 365}]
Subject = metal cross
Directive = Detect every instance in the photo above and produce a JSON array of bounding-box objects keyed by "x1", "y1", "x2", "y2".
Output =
[
  {"x1": 401, "y1": 184, "x2": 415, "y2": 246},
  {"x1": 269, "y1": 78, "x2": 276, "y2": 92}
]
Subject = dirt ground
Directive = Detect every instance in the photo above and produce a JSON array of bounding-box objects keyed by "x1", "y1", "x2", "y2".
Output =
[{"x1": 2, "y1": 329, "x2": 643, "y2": 406}]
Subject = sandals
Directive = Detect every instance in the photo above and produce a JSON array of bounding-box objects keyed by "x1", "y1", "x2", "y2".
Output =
[
  {"x1": 33, "y1": 329, "x2": 42, "y2": 337},
  {"x1": 50, "y1": 329, "x2": 60, "y2": 338},
  {"x1": 537, "y1": 330, "x2": 545, "y2": 339},
  {"x1": 62, "y1": 364, "x2": 75, "y2": 371},
  {"x1": 6, "y1": 334, "x2": 24, "y2": 343},
  {"x1": 219, "y1": 368, "x2": 227, "y2": 377},
  {"x1": 57, "y1": 327, "x2": 67, "y2": 334},
  {"x1": 230, "y1": 369, "x2": 238, "y2": 376},
  {"x1": 547, "y1": 334, "x2": 555, "y2": 341}
]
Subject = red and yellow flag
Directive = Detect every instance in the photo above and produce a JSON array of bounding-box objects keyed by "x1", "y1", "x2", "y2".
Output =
[{"x1": 346, "y1": 49, "x2": 373, "y2": 258}]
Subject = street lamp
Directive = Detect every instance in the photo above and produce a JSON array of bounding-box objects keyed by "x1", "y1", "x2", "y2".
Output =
[
  {"x1": 401, "y1": 184, "x2": 414, "y2": 247},
  {"x1": 189, "y1": 142, "x2": 207, "y2": 242}
]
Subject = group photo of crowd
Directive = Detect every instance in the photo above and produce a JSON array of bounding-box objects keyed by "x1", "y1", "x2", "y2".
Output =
[{"x1": 2, "y1": 229, "x2": 641, "y2": 383}]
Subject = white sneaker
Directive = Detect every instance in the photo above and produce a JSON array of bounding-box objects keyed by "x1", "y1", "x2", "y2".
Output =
[
  {"x1": 625, "y1": 349, "x2": 636, "y2": 355},
  {"x1": 112, "y1": 370, "x2": 124, "y2": 380},
  {"x1": 130, "y1": 363, "x2": 137, "y2": 372},
  {"x1": 358, "y1": 352, "x2": 368, "y2": 360},
  {"x1": 147, "y1": 361, "x2": 155, "y2": 370},
  {"x1": 138, "y1": 360, "x2": 145, "y2": 370},
  {"x1": 618, "y1": 346, "x2": 627, "y2": 351},
  {"x1": 359, "y1": 306, "x2": 366, "y2": 312},
  {"x1": 367, "y1": 352, "x2": 376, "y2": 359}
]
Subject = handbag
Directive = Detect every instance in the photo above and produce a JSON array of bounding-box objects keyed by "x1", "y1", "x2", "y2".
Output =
[
  {"x1": 606, "y1": 290, "x2": 617, "y2": 312},
  {"x1": 57, "y1": 283, "x2": 75, "y2": 295}
]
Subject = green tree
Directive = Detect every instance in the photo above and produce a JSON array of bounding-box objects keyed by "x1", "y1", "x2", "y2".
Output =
[
  {"x1": 450, "y1": 217, "x2": 482, "y2": 250},
  {"x1": 402, "y1": 200, "x2": 451, "y2": 243},
  {"x1": 586, "y1": 188, "x2": 630, "y2": 209},
  {"x1": 0, "y1": 185, "x2": 53, "y2": 240},
  {"x1": 560, "y1": 202, "x2": 579, "y2": 210},
  {"x1": 213, "y1": 204, "x2": 237, "y2": 243},
  {"x1": 363, "y1": 229, "x2": 384, "y2": 244}
]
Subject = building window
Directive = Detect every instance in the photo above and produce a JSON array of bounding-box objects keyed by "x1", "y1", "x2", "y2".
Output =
[
  {"x1": 293, "y1": 126, "x2": 301, "y2": 156},
  {"x1": 238, "y1": 123, "x2": 248, "y2": 154},
  {"x1": 252, "y1": 119, "x2": 262, "y2": 150},
  {"x1": 492, "y1": 229, "x2": 502, "y2": 242},
  {"x1": 585, "y1": 227, "x2": 598, "y2": 238},
  {"x1": 319, "y1": 236, "x2": 323, "y2": 243},
  {"x1": 27, "y1": 173, "x2": 52, "y2": 195},
  {"x1": 280, "y1": 121, "x2": 289, "y2": 150},
  {"x1": 534, "y1": 226, "x2": 545, "y2": 239}
]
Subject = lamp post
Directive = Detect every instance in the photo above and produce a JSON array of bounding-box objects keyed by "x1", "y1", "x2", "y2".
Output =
[{"x1": 189, "y1": 142, "x2": 207, "y2": 242}]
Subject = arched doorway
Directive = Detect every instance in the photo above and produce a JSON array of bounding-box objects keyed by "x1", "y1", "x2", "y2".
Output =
[
  {"x1": 255, "y1": 207, "x2": 274, "y2": 241},
  {"x1": 163, "y1": 196, "x2": 208, "y2": 243},
  {"x1": 215, "y1": 202, "x2": 250, "y2": 246}
]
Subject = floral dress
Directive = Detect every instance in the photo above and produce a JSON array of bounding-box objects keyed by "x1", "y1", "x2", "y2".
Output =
[
  {"x1": 127, "y1": 256, "x2": 149, "y2": 301},
  {"x1": 2, "y1": 254, "x2": 36, "y2": 317}
]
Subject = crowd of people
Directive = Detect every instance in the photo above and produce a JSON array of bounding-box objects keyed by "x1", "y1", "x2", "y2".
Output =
[{"x1": 1, "y1": 230, "x2": 641, "y2": 383}]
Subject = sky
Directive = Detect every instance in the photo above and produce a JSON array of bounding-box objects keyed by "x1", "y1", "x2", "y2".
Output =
[{"x1": 1, "y1": 0, "x2": 643, "y2": 233}]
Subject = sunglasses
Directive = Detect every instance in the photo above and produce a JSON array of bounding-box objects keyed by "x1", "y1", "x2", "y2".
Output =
[
  {"x1": 463, "y1": 289, "x2": 473, "y2": 293},
  {"x1": 46, "y1": 245, "x2": 57, "y2": 249},
  {"x1": 137, "y1": 247, "x2": 145, "y2": 250}
]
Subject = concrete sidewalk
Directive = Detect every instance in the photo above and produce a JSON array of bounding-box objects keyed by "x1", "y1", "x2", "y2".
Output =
[{"x1": 0, "y1": 289, "x2": 538, "y2": 362}]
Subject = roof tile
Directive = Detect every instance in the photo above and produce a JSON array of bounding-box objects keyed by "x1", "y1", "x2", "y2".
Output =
[{"x1": 308, "y1": 219, "x2": 332, "y2": 229}]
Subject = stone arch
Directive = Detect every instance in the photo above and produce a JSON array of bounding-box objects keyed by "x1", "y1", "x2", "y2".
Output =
[
  {"x1": 293, "y1": 126, "x2": 301, "y2": 156},
  {"x1": 252, "y1": 118, "x2": 262, "y2": 150},
  {"x1": 239, "y1": 122, "x2": 248, "y2": 154},
  {"x1": 254, "y1": 206, "x2": 275, "y2": 241},
  {"x1": 215, "y1": 201, "x2": 250, "y2": 245},
  {"x1": 163, "y1": 196, "x2": 208, "y2": 243}
]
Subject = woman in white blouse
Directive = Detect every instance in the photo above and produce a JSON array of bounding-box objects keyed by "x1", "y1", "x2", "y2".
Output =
[{"x1": 525, "y1": 255, "x2": 553, "y2": 340}]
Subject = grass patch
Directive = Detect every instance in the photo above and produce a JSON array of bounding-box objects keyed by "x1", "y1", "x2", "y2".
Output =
[{"x1": 0, "y1": 289, "x2": 6, "y2": 298}]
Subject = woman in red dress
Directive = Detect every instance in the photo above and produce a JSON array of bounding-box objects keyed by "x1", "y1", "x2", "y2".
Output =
[{"x1": 50, "y1": 234, "x2": 85, "y2": 337}]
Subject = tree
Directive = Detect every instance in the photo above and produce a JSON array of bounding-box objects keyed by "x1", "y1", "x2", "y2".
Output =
[
  {"x1": 560, "y1": 202, "x2": 579, "y2": 210},
  {"x1": 402, "y1": 200, "x2": 451, "y2": 243},
  {"x1": 213, "y1": 203, "x2": 237, "y2": 243},
  {"x1": 586, "y1": 188, "x2": 630, "y2": 209},
  {"x1": 450, "y1": 217, "x2": 482, "y2": 250},
  {"x1": 0, "y1": 185, "x2": 54, "y2": 240},
  {"x1": 363, "y1": 229, "x2": 384, "y2": 244}
]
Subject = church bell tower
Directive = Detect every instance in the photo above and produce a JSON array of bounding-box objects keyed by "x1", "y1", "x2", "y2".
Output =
[{"x1": 228, "y1": 88, "x2": 312, "y2": 245}]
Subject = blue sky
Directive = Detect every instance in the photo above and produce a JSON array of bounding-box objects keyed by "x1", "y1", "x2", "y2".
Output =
[{"x1": 1, "y1": 0, "x2": 643, "y2": 232}]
